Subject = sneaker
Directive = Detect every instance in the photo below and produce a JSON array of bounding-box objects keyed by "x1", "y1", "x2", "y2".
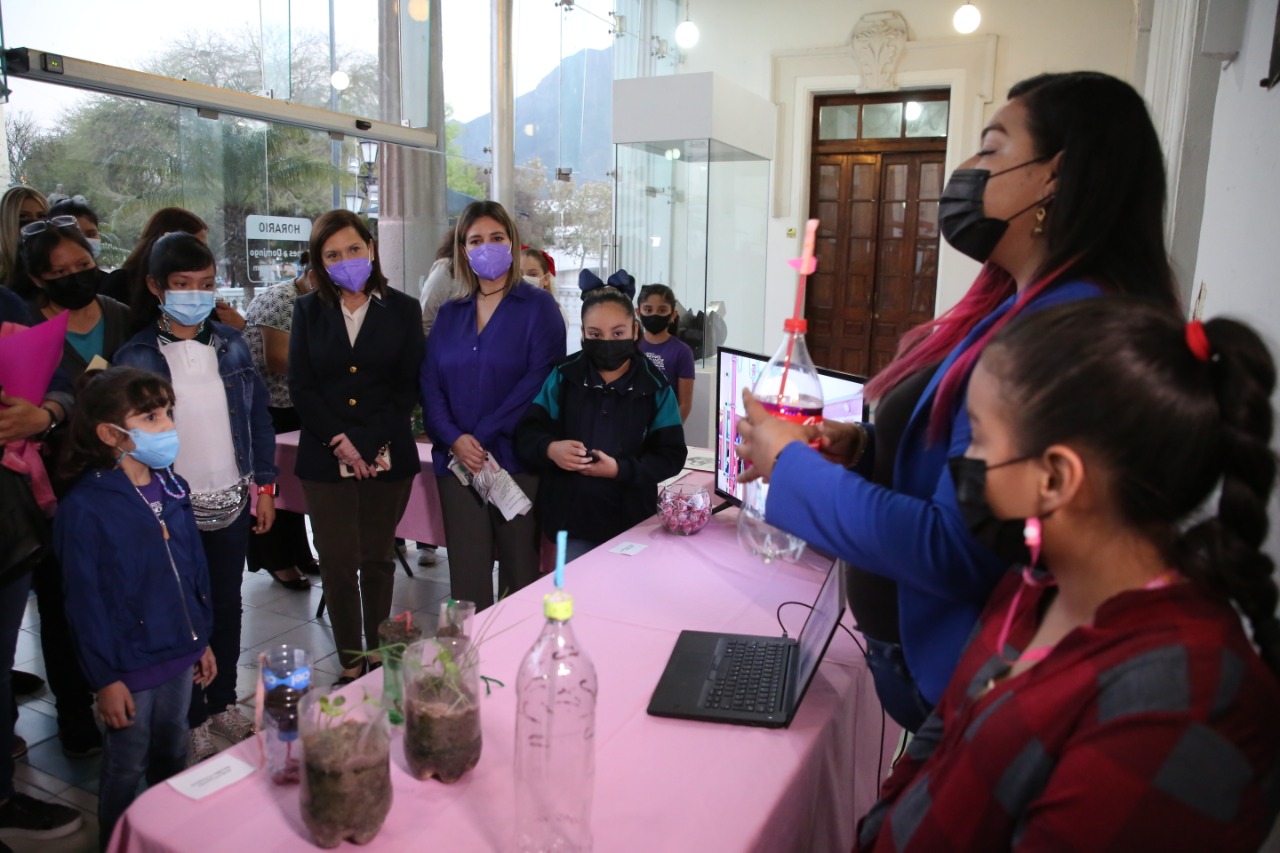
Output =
[
  {"x1": 208, "y1": 705, "x2": 256, "y2": 742},
  {"x1": 0, "y1": 792, "x2": 83, "y2": 840},
  {"x1": 188, "y1": 722, "x2": 217, "y2": 764},
  {"x1": 9, "y1": 737, "x2": 26, "y2": 762},
  {"x1": 417, "y1": 546, "x2": 438, "y2": 567}
]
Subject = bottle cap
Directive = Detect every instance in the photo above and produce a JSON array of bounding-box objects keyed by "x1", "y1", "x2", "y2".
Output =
[
  {"x1": 544, "y1": 590, "x2": 574, "y2": 621},
  {"x1": 783, "y1": 318, "x2": 807, "y2": 334}
]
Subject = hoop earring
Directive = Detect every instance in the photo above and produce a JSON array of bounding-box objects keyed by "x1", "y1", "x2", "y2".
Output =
[{"x1": 1031, "y1": 207, "x2": 1047, "y2": 237}]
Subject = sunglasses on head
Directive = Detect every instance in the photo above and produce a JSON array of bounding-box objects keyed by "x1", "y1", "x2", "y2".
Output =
[{"x1": 20, "y1": 215, "x2": 80, "y2": 241}]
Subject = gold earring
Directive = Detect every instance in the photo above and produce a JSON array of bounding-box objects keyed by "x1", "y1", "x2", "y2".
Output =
[{"x1": 1032, "y1": 207, "x2": 1047, "y2": 237}]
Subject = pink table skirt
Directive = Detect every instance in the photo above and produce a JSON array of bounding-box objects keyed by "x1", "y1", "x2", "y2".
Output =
[
  {"x1": 113, "y1": 478, "x2": 898, "y2": 853},
  {"x1": 267, "y1": 430, "x2": 447, "y2": 547}
]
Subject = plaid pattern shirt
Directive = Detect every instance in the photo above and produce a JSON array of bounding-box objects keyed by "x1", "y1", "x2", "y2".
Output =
[{"x1": 858, "y1": 573, "x2": 1280, "y2": 852}]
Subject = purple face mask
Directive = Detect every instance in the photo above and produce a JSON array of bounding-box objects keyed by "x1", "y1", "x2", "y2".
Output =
[
  {"x1": 467, "y1": 243, "x2": 512, "y2": 281},
  {"x1": 327, "y1": 257, "x2": 373, "y2": 293}
]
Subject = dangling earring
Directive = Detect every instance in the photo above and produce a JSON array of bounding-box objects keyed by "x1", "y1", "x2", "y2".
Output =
[{"x1": 1031, "y1": 206, "x2": 1047, "y2": 237}]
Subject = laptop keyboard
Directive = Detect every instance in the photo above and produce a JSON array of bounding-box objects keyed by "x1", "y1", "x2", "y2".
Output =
[{"x1": 702, "y1": 640, "x2": 786, "y2": 713}]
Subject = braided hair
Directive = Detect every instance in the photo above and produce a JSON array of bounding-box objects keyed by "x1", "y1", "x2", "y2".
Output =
[{"x1": 982, "y1": 298, "x2": 1280, "y2": 677}]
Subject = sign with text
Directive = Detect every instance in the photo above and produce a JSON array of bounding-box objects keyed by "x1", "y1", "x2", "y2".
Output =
[{"x1": 245, "y1": 215, "x2": 312, "y2": 285}]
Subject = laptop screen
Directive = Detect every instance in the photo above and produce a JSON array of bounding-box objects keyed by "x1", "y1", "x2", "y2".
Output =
[
  {"x1": 793, "y1": 558, "x2": 845, "y2": 693},
  {"x1": 714, "y1": 346, "x2": 867, "y2": 505}
]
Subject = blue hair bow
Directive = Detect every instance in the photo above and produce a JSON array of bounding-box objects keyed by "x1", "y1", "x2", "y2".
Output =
[{"x1": 578, "y1": 268, "x2": 635, "y2": 300}]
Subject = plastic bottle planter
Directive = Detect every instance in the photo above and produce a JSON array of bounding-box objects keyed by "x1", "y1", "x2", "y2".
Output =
[
  {"x1": 402, "y1": 636, "x2": 482, "y2": 783},
  {"x1": 376, "y1": 615, "x2": 423, "y2": 726},
  {"x1": 261, "y1": 644, "x2": 311, "y2": 785},
  {"x1": 436, "y1": 598, "x2": 476, "y2": 640},
  {"x1": 298, "y1": 690, "x2": 392, "y2": 849}
]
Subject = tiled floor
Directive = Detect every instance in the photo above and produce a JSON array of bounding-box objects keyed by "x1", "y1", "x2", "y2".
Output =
[{"x1": 10, "y1": 543, "x2": 453, "y2": 853}]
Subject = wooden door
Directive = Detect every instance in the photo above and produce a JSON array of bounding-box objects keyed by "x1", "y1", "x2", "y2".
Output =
[
  {"x1": 808, "y1": 154, "x2": 878, "y2": 377},
  {"x1": 804, "y1": 91, "x2": 948, "y2": 377},
  {"x1": 869, "y1": 154, "x2": 944, "y2": 374}
]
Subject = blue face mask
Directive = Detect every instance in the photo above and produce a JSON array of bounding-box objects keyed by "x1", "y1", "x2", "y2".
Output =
[
  {"x1": 114, "y1": 425, "x2": 180, "y2": 470},
  {"x1": 160, "y1": 290, "x2": 216, "y2": 327}
]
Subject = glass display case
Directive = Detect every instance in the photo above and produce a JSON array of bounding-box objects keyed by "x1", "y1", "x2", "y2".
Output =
[{"x1": 614, "y1": 138, "x2": 769, "y2": 364}]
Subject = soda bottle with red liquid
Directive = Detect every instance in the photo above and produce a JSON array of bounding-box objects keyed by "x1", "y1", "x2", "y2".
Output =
[{"x1": 736, "y1": 317, "x2": 823, "y2": 562}]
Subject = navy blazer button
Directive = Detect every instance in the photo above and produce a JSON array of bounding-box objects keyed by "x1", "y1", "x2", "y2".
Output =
[
  {"x1": 348, "y1": 399, "x2": 357, "y2": 406},
  {"x1": 349, "y1": 366, "x2": 358, "y2": 373}
]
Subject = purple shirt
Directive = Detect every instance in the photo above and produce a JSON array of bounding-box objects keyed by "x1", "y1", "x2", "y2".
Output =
[
  {"x1": 639, "y1": 336, "x2": 695, "y2": 389},
  {"x1": 421, "y1": 282, "x2": 566, "y2": 476}
]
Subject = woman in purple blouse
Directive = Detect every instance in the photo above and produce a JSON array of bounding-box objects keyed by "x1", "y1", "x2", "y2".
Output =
[{"x1": 420, "y1": 201, "x2": 565, "y2": 609}]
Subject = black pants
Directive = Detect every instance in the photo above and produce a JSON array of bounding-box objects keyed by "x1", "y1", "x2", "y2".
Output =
[
  {"x1": 188, "y1": 509, "x2": 252, "y2": 728},
  {"x1": 301, "y1": 477, "x2": 413, "y2": 671},
  {"x1": 436, "y1": 472, "x2": 540, "y2": 611},
  {"x1": 31, "y1": 549, "x2": 96, "y2": 740},
  {"x1": 246, "y1": 407, "x2": 315, "y2": 573}
]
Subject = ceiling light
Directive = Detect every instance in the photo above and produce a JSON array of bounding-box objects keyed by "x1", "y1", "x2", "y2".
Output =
[
  {"x1": 953, "y1": 4, "x2": 981, "y2": 34},
  {"x1": 330, "y1": 70, "x2": 351, "y2": 91},
  {"x1": 674, "y1": 20, "x2": 700, "y2": 49}
]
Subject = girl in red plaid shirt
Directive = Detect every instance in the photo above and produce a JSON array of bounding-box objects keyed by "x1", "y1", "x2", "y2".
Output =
[{"x1": 859, "y1": 299, "x2": 1280, "y2": 852}]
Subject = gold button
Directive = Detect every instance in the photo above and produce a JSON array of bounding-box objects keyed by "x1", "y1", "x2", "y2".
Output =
[
  {"x1": 349, "y1": 365, "x2": 357, "y2": 373},
  {"x1": 348, "y1": 398, "x2": 357, "y2": 406}
]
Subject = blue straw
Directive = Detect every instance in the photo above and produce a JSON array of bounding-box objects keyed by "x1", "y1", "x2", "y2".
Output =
[{"x1": 554, "y1": 530, "x2": 567, "y2": 589}]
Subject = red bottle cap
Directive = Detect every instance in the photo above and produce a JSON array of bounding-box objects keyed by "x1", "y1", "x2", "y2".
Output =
[{"x1": 783, "y1": 318, "x2": 808, "y2": 334}]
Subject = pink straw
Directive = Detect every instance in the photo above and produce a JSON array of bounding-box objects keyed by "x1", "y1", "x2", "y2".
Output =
[{"x1": 778, "y1": 219, "x2": 820, "y2": 400}]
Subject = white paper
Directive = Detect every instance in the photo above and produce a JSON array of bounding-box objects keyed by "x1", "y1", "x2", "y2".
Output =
[
  {"x1": 166, "y1": 752, "x2": 257, "y2": 800},
  {"x1": 448, "y1": 454, "x2": 532, "y2": 521},
  {"x1": 610, "y1": 541, "x2": 648, "y2": 556}
]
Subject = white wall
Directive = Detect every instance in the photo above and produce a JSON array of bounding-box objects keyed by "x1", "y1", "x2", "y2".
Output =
[
  {"x1": 1191, "y1": 0, "x2": 1280, "y2": 571},
  {"x1": 677, "y1": 0, "x2": 1141, "y2": 342}
]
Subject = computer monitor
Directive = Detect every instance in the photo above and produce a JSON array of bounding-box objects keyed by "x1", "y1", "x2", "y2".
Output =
[{"x1": 714, "y1": 346, "x2": 868, "y2": 506}]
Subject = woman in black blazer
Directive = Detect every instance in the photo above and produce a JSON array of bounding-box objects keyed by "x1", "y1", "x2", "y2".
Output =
[{"x1": 288, "y1": 209, "x2": 425, "y2": 685}]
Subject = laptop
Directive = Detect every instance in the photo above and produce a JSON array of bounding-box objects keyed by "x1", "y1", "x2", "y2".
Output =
[{"x1": 647, "y1": 557, "x2": 845, "y2": 728}]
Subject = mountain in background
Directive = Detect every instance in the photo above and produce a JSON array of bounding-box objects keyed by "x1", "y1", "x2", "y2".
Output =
[{"x1": 453, "y1": 46, "x2": 615, "y2": 183}]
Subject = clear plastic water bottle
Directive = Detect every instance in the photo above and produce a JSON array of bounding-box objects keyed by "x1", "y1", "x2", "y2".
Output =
[
  {"x1": 261, "y1": 644, "x2": 311, "y2": 784},
  {"x1": 737, "y1": 317, "x2": 823, "y2": 563},
  {"x1": 514, "y1": 590, "x2": 598, "y2": 852}
]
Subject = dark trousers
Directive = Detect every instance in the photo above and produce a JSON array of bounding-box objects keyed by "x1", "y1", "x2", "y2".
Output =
[
  {"x1": 0, "y1": 569, "x2": 31, "y2": 800},
  {"x1": 98, "y1": 669, "x2": 191, "y2": 849},
  {"x1": 436, "y1": 472, "x2": 540, "y2": 611},
  {"x1": 863, "y1": 636, "x2": 934, "y2": 734},
  {"x1": 301, "y1": 477, "x2": 413, "y2": 671},
  {"x1": 31, "y1": 550, "x2": 96, "y2": 740},
  {"x1": 247, "y1": 407, "x2": 315, "y2": 574},
  {"x1": 188, "y1": 509, "x2": 251, "y2": 728}
]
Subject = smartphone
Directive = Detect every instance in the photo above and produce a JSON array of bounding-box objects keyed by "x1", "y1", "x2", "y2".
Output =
[{"x1": 586, "y1": 450, "x2": 600, "y2": 463}]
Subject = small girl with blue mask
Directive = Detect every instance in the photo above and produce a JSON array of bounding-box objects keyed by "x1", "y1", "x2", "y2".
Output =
[
  {"x1": 115, "y1": 232, "x2": 277, "y2": 762},
  {"x1": 53, "y1": 367, "x2": 214, "y2": 849}
]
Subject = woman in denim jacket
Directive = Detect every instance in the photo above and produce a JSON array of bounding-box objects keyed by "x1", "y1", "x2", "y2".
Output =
[{"x1": 114, "y1": 233, "x2": 276, "y2": 763}]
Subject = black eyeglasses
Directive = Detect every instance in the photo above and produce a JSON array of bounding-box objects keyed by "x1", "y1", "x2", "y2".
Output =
[{"x1": 20, "y1": 215, "x2": 80, "y2": 241}]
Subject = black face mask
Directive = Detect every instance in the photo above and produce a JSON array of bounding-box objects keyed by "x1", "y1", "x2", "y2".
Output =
[
  {"x1": 639, "y1": 313, "x2": 672, "y2": 335},
  {"x1": 937, "y1": 159, "x2": 1050, "y2": 262},
  {"x1": 581, "y1": 338, "x2": 635, "y2": 372},
  {"x1": 948, "y1": 455, "x2": 1037, "y2": 566},
  {"x1": 583, "y1": 335, "x2": 637, "y2": 371},
  {"x1": 41, "y1": 268, "x2": 99, "y2": 310}
]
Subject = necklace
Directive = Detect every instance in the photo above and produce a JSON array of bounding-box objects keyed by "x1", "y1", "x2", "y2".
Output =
[{"x1": 478, "y1": 286, "x2": 505, "y2": 298}]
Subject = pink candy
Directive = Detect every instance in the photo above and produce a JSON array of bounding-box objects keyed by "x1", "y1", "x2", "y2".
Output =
[{"x1": 658, "y1": 484, "x2": 711, "y2": 536}]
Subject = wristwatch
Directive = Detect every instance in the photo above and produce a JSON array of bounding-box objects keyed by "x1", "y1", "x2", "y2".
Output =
[
  {"x1": 38, "y1": 404, "x2": 59, "y2": 439},
  {"x1": 257, "y1": 483, "x2": 279, "y2": 497}
]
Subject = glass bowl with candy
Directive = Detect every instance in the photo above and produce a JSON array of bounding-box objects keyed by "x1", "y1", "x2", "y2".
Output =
[{"x1": 658, "y1": 482, "x2": 712, "y2": 536}]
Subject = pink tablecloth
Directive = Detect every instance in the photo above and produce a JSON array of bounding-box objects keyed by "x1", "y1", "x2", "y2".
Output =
[
  {"x1": 269, "y1": 430, "x2": 447, "y2": 547},
  {"x1": 111, "y1": 481, "x2": 898, "y2": 852}
]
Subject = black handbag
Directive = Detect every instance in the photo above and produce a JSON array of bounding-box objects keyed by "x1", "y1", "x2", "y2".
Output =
[{"x1": 0, "y1": 465, "x2": 49, "y2": 581}]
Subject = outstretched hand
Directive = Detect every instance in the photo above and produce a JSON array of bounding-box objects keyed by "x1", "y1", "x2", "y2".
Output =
[{"x1": 735, "y1": 390, "x2": 818, "y2": 484}]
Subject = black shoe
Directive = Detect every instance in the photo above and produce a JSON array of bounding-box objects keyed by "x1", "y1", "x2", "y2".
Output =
[
  {"x1": 266, "y1": 567, "x2": 311, "y2": 591},
  {"x1": 300, "y1": 560, "x2": 322, "y2": 576},
  {"x1": 0, "y1": 792, "x2": 83, "y2": 840},
  {"x1": 11, "y1": 671, "x2": 44, "y2": 696},
  {"x1": 59, "y1": 726, "x2": 103, "y2": 759}
]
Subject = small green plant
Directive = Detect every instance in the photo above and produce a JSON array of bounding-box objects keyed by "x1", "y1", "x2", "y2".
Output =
[{"x1": 316, "y1": 689, "x2": 378, "y2": 728}]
